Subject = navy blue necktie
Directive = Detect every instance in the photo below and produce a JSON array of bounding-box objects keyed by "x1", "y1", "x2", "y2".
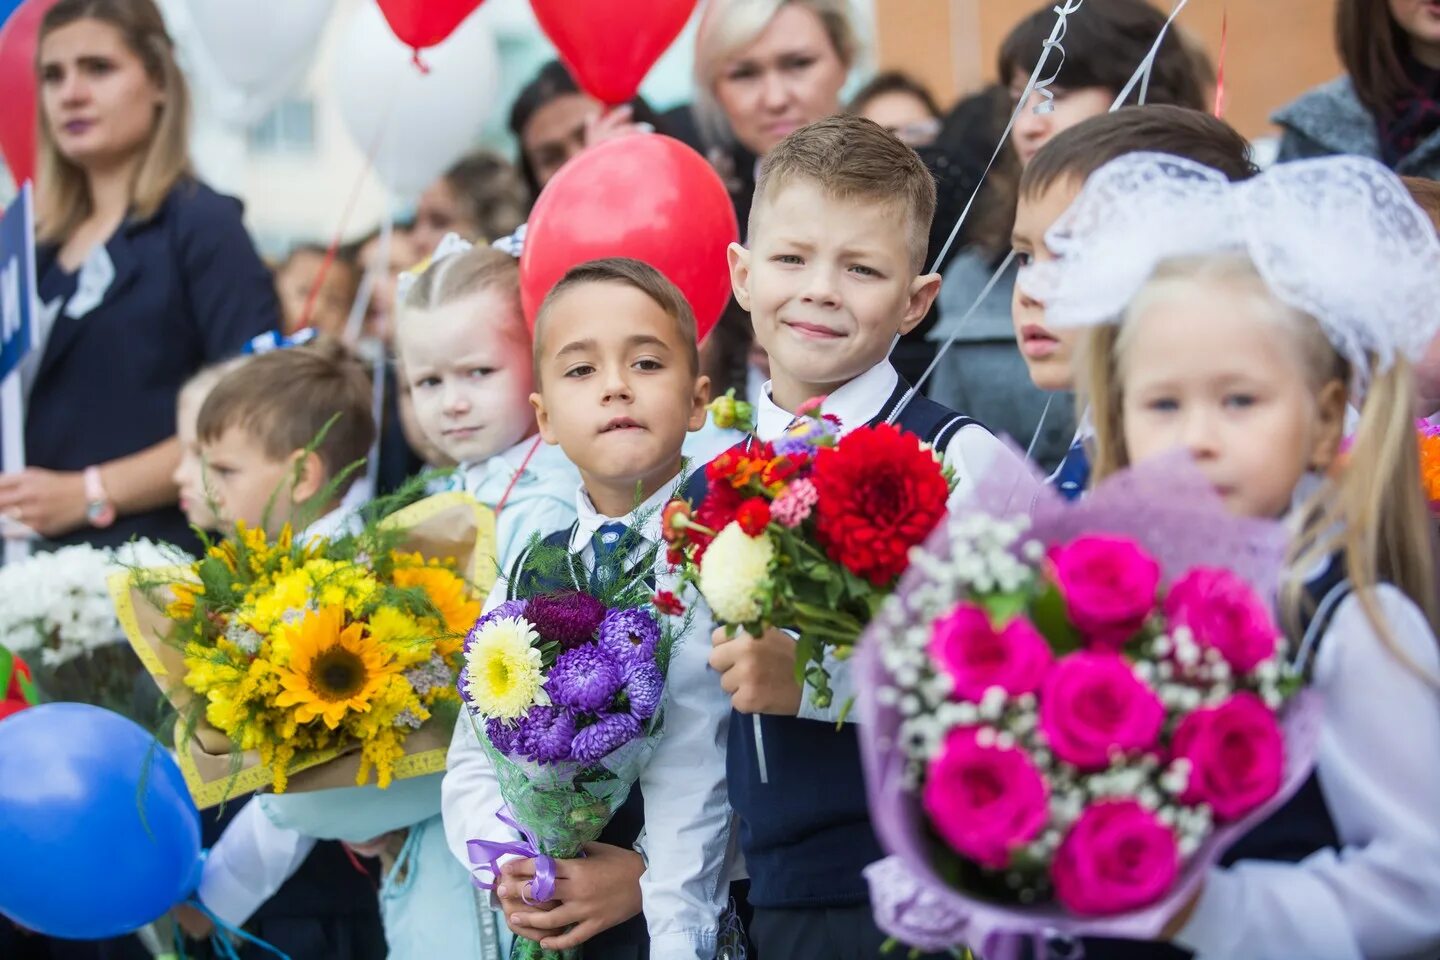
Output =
[
  {"x1": 593, "y1": 521, "x2": 630, "y2": 564},
  {"x1": 1054, "y1": 440, "x2": 1091, "y2": 502}
]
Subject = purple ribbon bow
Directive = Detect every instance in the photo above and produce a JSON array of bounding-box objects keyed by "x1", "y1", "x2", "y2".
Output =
[{"x1": 467, "y1": 807, "x2": 558, "y2": 905}]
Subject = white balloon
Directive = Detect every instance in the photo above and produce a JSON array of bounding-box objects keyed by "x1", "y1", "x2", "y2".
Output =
[
  {"x1": 187, "y1": 0, "x2": 335, "y2": 126},
  {"x1": 333, "y1": 3, "x2": 499, "y2": 199}
]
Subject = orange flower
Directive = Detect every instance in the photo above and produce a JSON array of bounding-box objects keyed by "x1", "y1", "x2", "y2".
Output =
[
  {"x1": 1420, "y1": 424, "x2": 1440, "y2": 504},
  {"x1": 392, "y1": 560, "x2": 481, "y2": 641}
]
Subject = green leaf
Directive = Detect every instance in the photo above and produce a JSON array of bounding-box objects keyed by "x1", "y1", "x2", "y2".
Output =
[
  {"x1": 1030, "y1": 583, "x2": 1080, "y2": 653},
  {"x1": 794, "y1": 631, "x2": 819, "y2": 686},
  {"x1": 980, "y1": 591, "x2": 1029, "y2": 624},
  {"x1": 0, "y1": 645, "x2": 12, "y2": 697}
]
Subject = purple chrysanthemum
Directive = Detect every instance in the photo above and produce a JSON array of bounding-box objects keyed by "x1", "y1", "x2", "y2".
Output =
[
  {"x1": 598, "y1": 608, "x2": 661, "y2": 664},
  {"x1": 622, "y1": 661, "x2": 664, "y2": 720},
  {"x1": 464, "y1": 599, "x2": 530, "y2": 655},
  {"x1": 528, "y1": 591, "x2": 606, "y2": 649},
  {"x1": 485, "y1": 717, "x2": 521, "y2": 756},
  {"x1": 571, "y1": 712, "x2": 641, "y2": 763},
  {"x1": 547, "y1": 645, "x2": 623, "y2": 713},
  {"x1": 517, "y1": 705, "x2": 576, "y2": 764},
  {"x1": 773, "y1": 416, "x2": 839, "y2": 459}
]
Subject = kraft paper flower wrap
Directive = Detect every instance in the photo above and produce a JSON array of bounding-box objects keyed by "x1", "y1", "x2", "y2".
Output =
[
  {"x1": 110, "y1": 491, "x2": 497, "y2": 809},
  {"x1": 856, "y1": 453, "x2": 1323, "y2": 958}
]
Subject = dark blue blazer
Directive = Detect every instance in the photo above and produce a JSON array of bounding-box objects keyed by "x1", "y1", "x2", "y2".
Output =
[{"x1": 25, "y1": 177, "x2": 279, "y2": 548}]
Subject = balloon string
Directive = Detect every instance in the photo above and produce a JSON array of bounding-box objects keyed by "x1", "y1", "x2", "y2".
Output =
[
  {"x1": 294, "y1": 83, "x2": 403, "y2": 333},
  {"x1": 172, "y1": 898, "x2": 294, "y2": 960},
  {"x1": 411, "y1": 48, "x2": 432, "y2": 75},
  {"x1": 1212, "y1": 9, "x2": 1229, "y2": 119},
  {"x1": 495, "y1": 435, "x2": 545, "y2": 515}
]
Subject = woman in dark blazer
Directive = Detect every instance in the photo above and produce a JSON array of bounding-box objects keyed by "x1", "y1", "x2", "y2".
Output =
[{"x1": 0, "y1": 0, "x2": 278, "y2": 552}]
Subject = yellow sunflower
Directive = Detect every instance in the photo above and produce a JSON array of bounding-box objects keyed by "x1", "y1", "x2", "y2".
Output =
[
  {"x1": 275, "y1": 606, "x2": 401, "y2": 729},
  {"x1": 166, "y1": 581, "x2": 205, "y2": 621},
  {"x1": 392, "y1": 559, "x2": 480, "y2": 641}
]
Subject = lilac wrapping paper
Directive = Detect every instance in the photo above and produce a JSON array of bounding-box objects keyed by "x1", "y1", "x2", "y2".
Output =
[{"x1": 857, "y1": 451, "x2": 1321, "y2": 955}]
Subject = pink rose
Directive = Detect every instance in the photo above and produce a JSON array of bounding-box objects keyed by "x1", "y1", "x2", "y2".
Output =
[
  {"x1": 1052, "y1": 799, "x2": 1179, "y2": 916},
  {"x1": 929, "y1": 604, "x2": 1054, "y2": 701},
  {"x1": 1039, "y1": 652, "x2": 1164, "y2": 770},
  {"x1": 1164, "y1": 568, "x2": 1279, "y2": 674},
  {"x1": 923, "y1": 727, "x2": 1050, "y2": 869},
  {"x1": 1048, "y1": 536, "x2": 1161, "y2": 649},
  {"x1": 1171, "y1": 692, "x2": 1284, "y2": 822}
]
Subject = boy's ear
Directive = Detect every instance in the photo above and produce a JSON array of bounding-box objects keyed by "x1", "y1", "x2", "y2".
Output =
[
  {"x1": 531, "y1": 392, "x2": 558, "y2": 445},
  {"x1": 899, "y1": 272, "x2": 943, "y2": 337},
  {"x1": 288, "y1": 450, "x2": 327, "y2": 505},
  {"x1": 1309, "y1": 378, "x2": 1349, "y2": 471},
  {"x1": 727, "y1": 243, "x2": 753, "y2": 312},
  {"x1": 688, "y1": 375, "x2": 713, "y2": 432}
]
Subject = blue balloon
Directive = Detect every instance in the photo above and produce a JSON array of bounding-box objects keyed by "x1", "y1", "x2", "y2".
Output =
[{"x1": 0, "y1": 703, "x2": 202, "y2": 938}]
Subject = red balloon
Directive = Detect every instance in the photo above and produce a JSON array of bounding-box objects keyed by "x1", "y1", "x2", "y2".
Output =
[
  {"x1": 520, "y1": 134, "x2": 738, "y2": 343},
  {"x1": 375, "y1": 0, "x2": 483, "y2": 52},
  {"x1": 0, "y1": 0, "x2": 55, "y2": 190},
  {"x1": 530, "y1": 0, "x2": 696, "y2": 106}
]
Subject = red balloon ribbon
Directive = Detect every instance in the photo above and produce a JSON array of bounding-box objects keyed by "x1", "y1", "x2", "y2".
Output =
[
  {"x1": 529, "y1": 0, "x2": 697, "y2": 106},
  {"x1": 519, "y1": 134, "x2": 738, "y2": 343}
]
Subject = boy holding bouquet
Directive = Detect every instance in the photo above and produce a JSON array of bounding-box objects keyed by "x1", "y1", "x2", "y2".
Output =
[
  {"x1": 441, "y1": 258, "x2": 734, "y2": 959},
  {"x1": 709, "y1": 115, "x2": 1022, "y2": 959}
]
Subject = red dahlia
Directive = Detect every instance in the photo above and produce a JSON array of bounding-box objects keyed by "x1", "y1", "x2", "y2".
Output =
[{"x1": 810, "y1": 424, "x2": 950, "y2": 585}]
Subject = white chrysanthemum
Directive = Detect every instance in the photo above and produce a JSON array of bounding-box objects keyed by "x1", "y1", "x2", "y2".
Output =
[
  {"x1": 698, "y1": 523, "x2": 775, "y2": 623},
  {"x1": 461, "y1": 617, "x2": 548, "y2": 719}
]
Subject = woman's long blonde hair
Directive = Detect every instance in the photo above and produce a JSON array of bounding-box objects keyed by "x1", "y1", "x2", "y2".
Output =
[
  {"x1": 692, "y1": 0, "x2": 860, "y2": 150},
  {"x1": 35, "y1": 0, "x2": 192, "y2": 245},
  {"x1": 1079, "y1": 253, "x2": 1440, "y2": 654}
]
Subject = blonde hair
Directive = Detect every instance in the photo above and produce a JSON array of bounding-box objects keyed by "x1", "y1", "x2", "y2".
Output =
[
  {"x1": 178, "y1": 356, "x2": 249, "y2": 414},
  {"x1": 35, "y1": 0, "x2": 192, "y2": 245},
  {"x1": 693, "y1": 0, "x2": 860, "y2": 149},
  {"x1": 754, "y1": 114, "x2": 936, "y2": 271},
  {"x1": 401, "y1": 245, "x2": 521, "y2": 319},
  {"x1": 1079, "y1": 252, "x2": 1439, "y2": 654}
]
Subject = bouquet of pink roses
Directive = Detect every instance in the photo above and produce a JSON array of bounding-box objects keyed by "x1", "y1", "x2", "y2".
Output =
[{"x1": 858, "y1": 455, "x2": 1322, "y2": 955}]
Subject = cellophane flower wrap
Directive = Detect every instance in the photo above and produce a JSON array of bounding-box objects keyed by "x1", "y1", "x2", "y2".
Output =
[
  {"x1": 664, "y1": 394, "x2": 954, "y2": 708},
  {"x1": 460, "y1": 532, "x2": 690, "y2": 960},
  {"x1": 112, "y1": 490, "x2": 495, "y2": 805},
  {"x1": 857, "y1": 453, "x2": 1323, "y2": 956},
  {"x1": 0, "y1": 540, "x2": 182, "y2": 721}
]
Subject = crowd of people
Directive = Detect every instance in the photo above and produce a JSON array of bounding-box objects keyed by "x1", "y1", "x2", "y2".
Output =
[{"x1": 7, "y1": 0, "x2": 1440, "y2": 958}]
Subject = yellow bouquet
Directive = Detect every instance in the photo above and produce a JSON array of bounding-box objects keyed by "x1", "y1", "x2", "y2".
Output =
[{"x1": 112, "y1": 492, "x2": 495, "y2": 807}]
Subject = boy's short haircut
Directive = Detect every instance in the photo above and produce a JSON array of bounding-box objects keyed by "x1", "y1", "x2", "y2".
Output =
[
  {"x1": 534, "y1": 258, "x2": 700, "y2": 381},
  {"x1": 197, "y1": 336, "x2": 375, "y2": 493},
  {"x1": 1020, "y1": 105, "x2": 1258, "y2": 199},
  {"x1": 752, "y1": 114, "x2": 937, "y2": 272},
  {"x1": 999, "y1": 0, "x2": 1210, "y2": 111}
]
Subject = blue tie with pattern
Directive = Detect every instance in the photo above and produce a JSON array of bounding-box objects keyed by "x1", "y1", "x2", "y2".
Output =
[
  {"x1": 593, "y1": 521, "x2": 630, "y2": 564},
  {"x1": 1054, "y1": 440, "x2": 1091, "y2": 502}
]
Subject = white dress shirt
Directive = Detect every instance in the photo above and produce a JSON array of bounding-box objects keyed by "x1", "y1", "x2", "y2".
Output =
[
  {"x1": 755, "y1": 360, "x2": 1035, "y2": 724},
  {"x1": 442, "y1": 472, "x2": 734, "y2": 960},
  {"x1": 1175, "y1": 584, "x2": 1440, "y2": 959}
]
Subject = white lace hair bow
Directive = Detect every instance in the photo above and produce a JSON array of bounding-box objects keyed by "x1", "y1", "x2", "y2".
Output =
[
  {"x1": 395, "y1": 227, "x2": 527, "y2": 304},
  {"x1": 1017, "y1": 152, "x2": 1440, "y2": 377}
]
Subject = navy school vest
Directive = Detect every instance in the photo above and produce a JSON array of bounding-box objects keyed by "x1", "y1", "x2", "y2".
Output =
[
  {"x1": 696, "y1": 379, "x2": 983, "y2": 909},
  {"x1": 1064, "y1": 555, "x2": 1351, "y2": 960}
]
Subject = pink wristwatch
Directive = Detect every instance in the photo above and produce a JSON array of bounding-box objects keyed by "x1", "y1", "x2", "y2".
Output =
[{"x1": 84, "y1": 466, "x2": 116, "y2": 529}]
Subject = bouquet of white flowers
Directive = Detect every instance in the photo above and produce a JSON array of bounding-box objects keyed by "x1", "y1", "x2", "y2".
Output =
[{"x1": 0, "y1": 541, "x2": 185, "y2": 718}]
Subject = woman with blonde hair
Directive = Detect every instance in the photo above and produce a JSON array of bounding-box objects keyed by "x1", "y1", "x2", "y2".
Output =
[{"x1": 0, "y1": 0, "x2": 278, "y2": 553}]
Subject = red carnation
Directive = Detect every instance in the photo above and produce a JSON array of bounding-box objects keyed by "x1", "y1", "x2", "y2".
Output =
[
  {"x1": 737, "y1": 498, "x2": 772, "y2": 536},
  {"x1": 692, "y1": 482, "x2": 743, "y2": 562},
  {"x1": 652, "y1": 591, "x2": 686, "y2": 616},
  {"x1": 810, "y1": 424, "x2": 950, "y2": 585},
  {"x1": 707, "y1": 451, "x2": 741, "y2": 483}
]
